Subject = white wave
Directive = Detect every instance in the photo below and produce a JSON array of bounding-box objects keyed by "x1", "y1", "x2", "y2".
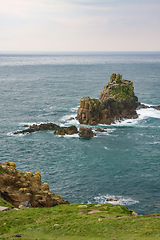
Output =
[
  {"x1": 137, "y1": 107, "x2": 160, "y2": 119},
  {"x1": 18, "y1": 122, "x2": 36, "y2": 126},
  {"x1": 104, "y1": 146, "x2": 108, "y2": 150},
  {"x1": 60, "y1": 114, "x2": 77, "y2": 122},
  {"x1": 60, "y1": 114, "x2": 80, "y2": 128},
  {"x1": 141, "y1": 102, "x2": 153, "y2": 107},
  {"x1": 112, "y1": 118, "x2": 139, "y2": 127},
  {"x1": 110, "y1": 107, "x2": 160, "y2": 127},
  {"x1": 19, "y1": 121, "x2": 49, "y2": 127},
  {"x1": 6, "y1": 132, "x2": 14, "y2": 136},
  {"x1": 6, "y1": 132, "x2": 26, "y2": 137},
  {"x1": 94, "y1": 194, "x2": 139, "y2": 206},
  {"x1": 98, "y1": 125, "x2": 116, "y2": 132},
  {"x1": 61, "y1": 133, "x2": 79, "y2": 138},
  {"x1": 148, "y1": 141, "x2": 160, "y2": 145},
  {"x1": 70, "y1": 106, "x2": 79, "y2": 113}
]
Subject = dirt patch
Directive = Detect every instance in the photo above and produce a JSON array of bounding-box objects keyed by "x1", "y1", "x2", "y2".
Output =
[
  {"x1": 88, "y1": 209, "x2": 102, "y2": 214},
  {"x1": 36, "y1": 215, "x2": 48, "y2": 222}
]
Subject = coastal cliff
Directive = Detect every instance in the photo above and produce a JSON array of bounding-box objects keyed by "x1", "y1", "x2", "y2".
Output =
[
  {"x1": 77, "y1": 73, "x2": 139, "y2": 125},
  {"x1": 0, "y1": 161, "x2": 69, "y2": 208}
]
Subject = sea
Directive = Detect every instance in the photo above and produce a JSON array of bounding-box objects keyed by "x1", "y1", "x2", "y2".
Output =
[{"x1": 0, "y1": 51, "x2": 160, "y2": 215}]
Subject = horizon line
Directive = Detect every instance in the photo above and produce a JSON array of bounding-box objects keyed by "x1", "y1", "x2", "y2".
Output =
[{"x1": 0, "y1": 50, "x2": 160, "y2": 55}]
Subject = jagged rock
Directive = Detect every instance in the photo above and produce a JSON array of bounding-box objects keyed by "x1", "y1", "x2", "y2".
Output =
[
  {"x1": 106, "y1": 198, "x2": 118, "y2": 202},
  {"x1": 0, "y1": 161, "x2": 69, "y2": 208},
  {"x1": 79, "y1": 127, "x2": 96, "y2": 138},
  {"x1": 77, "y1": 73, "x2": 140, "y2": 125},
  {"x1": 130, "y1": 210, "x2": 138, "y2": 217},
  {"x1": 18, "y1": 201, "x2": 31, "y2": 209},
  {"x1": 14, "y1": 123, "x2": 59, "y2": 134},
  {"x1": 14, "y1": 123, "x2": 78, "y2": 136},
  {"x1": 138, "y1": 103, "x2": 160, "y2": 110},
  {"x1": 153, "y1": 106, "x2": 160, "y2": 110},
  {"x1": 95, "y1": 127, "x2": 107, "y2": 132},
  {"x1": 54, "y1": 126, "x2": 78, "y2": 135}
]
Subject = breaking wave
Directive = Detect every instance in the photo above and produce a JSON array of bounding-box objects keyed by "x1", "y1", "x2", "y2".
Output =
[{"x1": 94, "y1": 194, "x2": 139, "y2": 206}]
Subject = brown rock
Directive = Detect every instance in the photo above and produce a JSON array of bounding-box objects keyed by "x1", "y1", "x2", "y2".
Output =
[
  {"x1": 0, "y1": 161, "x2": 69, "y2": 208},
  {"x1": 14, "y1": 123, "x2": 78, "y2": 136},
  {"x1": 106, "y1": 198, "x2": 118, "y2": 202},
  {"x1": 77, "y1": 74, "x2": 140, "y2": 125},
  {"x1": 14, "y1": 123, "x2": 60, "y2": 135},
  {"x1": 69, "y1": 117, "x2": 75, "y2": 120},
  {"x1": 54, "y1": 126, "x2": 78, "y2": 135},
  {"x1": 95, "y1": 127, "x2": 106, "y2": 132},
  {"x1": 79, "y1": 127, "x2": 96, "y2": 138}
]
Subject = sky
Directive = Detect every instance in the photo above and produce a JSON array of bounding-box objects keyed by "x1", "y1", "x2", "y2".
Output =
[{"x1": 0, "y1": 0, "x2": 160, "y2": 52}]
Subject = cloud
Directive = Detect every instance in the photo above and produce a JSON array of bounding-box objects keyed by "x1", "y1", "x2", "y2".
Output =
[{"x1": 0, "y1": 0, "x2": 160, "y2": 51}]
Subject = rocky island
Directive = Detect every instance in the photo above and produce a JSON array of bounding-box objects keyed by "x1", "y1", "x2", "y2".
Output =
[
  {"x1": 13, "y1": 73, "x2": 160, "y2": 136},
  {"x1": 77, "y1": 73, "x2": 139, "y2": 125}
]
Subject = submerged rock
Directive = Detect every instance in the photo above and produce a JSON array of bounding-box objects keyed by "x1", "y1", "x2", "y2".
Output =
[
  {"x1": 79, "y1": 127, "x2": 96, "y2": 138},
  {"x1": 138, "y1": 103, "x2": 160, "y2": 110},
  {"x1": 0, "y1": 161, "x2": 69, "y2": 208},
  {"x1": 77, "y1": 73, "x2": 140, "y2": 125},
  {"x1": 95, "y1": 127, "x2": 107, "y2": 132},
  {"x1": 106, "y1": 198, "x2": 118, "y2": 202}
]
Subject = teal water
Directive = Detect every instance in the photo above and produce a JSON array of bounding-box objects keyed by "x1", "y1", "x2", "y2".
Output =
[{"x1": 0, "y1": 52, "x2": 160, "y2": 214}]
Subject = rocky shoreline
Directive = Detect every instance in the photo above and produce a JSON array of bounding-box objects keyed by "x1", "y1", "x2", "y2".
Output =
[{"x1": 0, "y1": 161, "x2": 69, "y2": 208}]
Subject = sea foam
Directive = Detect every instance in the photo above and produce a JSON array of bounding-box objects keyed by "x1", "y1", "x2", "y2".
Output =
[
  {"x1": 94, "y1": 194, "x2": 139, "y2": 206},
  {"x1": 137, "y1": 107, "x2": 160, "y2": 119}
]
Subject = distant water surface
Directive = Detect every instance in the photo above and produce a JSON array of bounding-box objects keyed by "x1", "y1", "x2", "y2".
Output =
[{"x1": 0, "y1": 52, "x2": 160, "y2": 214}]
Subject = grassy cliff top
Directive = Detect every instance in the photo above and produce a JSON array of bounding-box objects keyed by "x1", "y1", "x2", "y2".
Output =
[{"x1": 1, "y1": 203, "x2": 160, "y2": 240}]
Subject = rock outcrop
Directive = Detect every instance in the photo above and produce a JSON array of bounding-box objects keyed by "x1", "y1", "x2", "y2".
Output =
[
  {"x1": 77, "y1": 73, "x2": 139, "y2": 125},
  {"x1": 14, "y1": 123, "x2": 59, "y2": 134},
  {"x1": 0, "y1": 161, "x2": 69, "y2": 208},
  {"x1": 79, "y1": 127, "x2": 96, "y2": 138},
  {"x1": 13, "y1": 123, "x2": 97, "y2": 138},
  {"x1": 54, "y1": 126, "x2": 78, "y2": 135},
  {"x1": 14, "y1": 123, "x2": 78, "y2": 136},
  {"x1": 138, "y1": 103, "x2": 160, "y2": 110}
]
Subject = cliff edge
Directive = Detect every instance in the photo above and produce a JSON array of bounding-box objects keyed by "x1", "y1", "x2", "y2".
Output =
[{"x1": 0, "y1": 161, "x2": 69, "y2": 208}]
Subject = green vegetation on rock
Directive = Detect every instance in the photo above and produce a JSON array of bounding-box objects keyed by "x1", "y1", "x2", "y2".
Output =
[
  {"x1": 0, "y1": 196, "x2": 14, "y2": 208},
  {"x1": 0, "y1": 162, "x2": 69, "y2": 208},
  {"x1": 101, "y1": 73, "x2": 134, "y2": 100},
  {"x1": 77, "y1": 73, "x2": 139, "y2": 125}
]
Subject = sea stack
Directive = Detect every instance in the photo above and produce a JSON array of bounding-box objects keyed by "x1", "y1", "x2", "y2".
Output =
[{"x1": 77, "y1": 73, "x2": 139, "y2": 125}]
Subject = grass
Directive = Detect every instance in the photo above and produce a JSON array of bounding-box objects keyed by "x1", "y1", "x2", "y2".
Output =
[
  {"x1": 1, "y1": 203, "x2": 160, "y2": 239},
  {"x1": 0, "y1": 196, "x2": 14, "y2": 208}
]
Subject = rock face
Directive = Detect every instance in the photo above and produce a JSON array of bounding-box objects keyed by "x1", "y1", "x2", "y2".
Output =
[
  {"x1": 0, "y1": 161, "x2": 69, "y2": 208},
  {"x1": 79, "y1": 127, "x2": 96, "y2": 138},
  {"x1": 77, "y1": 73, "x2": 139, "y2": 125}
]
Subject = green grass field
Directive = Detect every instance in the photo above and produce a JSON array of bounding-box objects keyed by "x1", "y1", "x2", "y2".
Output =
[{"x1": 1, "y1": 200, "x2": 160, "y2": 240}]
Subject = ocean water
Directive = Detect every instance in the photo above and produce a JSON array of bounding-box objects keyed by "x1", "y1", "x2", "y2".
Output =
[{"x1": 0, "y1": 52, "x2": 160, "y2": 215}]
